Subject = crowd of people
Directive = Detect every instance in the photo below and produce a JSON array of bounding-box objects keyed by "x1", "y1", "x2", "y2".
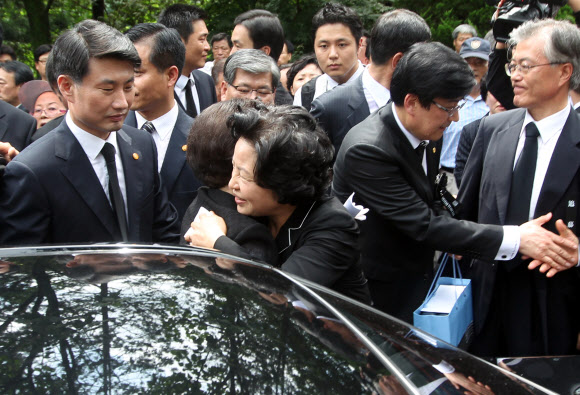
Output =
[{"x1": 1, "y1": 1, "x2": 580, "y2": 361}]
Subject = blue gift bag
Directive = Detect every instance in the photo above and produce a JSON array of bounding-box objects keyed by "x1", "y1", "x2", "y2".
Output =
[{"x1": 413, "y1": 254, "x2": 473, "y2": 348}]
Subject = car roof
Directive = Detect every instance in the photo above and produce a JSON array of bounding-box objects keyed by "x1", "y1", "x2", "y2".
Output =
[{"x1": 0, "y1": 244, "x2": 556, "y2": 394}]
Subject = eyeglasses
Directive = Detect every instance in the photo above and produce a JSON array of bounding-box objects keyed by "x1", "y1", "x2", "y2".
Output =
[
  {"x1": 228, "y1": 83, "x2": 274, "y2": 98},
  {"x1": 33, "y1": 107, "x2": 66, "y2": 117},
  {"x1": 431, "y1": 101, "x2": 465, "y2": 117},
  {"x1": 505, "y1": 62, "x2": 564, "y2": 76}
]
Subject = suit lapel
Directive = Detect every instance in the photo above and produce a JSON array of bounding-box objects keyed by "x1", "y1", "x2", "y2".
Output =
[
  {"x1": 160, "y1": 109, "x2": 190, "y2": 193},
  {"x1": 124, "y1": 110, "x2": 138, "y2": 128},
  {"x1": 535, "y1": 109, "x2": 580, "y2": 217},
  {"x1": 346, "y1": 79, "x2": 370, "y2": 130},
  {"x1": 485, "y1": 114, "x2": 523, "y2": 224},
  {"x1": 383, "y1": 106, "x2": 434, "y2": 202},
  {"x1": 117, "y1": 128, "x2": 144, "y2": 238},
  {"x1": 55, "y1": 124, "x2": 120, "y2": 238}
]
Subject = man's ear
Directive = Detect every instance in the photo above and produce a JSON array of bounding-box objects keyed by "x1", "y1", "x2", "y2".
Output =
[
  {"x1": 391, "y1": 52, "x2": 404, "y2": 69},
  {"x1": 259, "y1": 46, "x2": 271, "y2": 56},
  {"x1": 220, "y1": 80, "x2": 228, "y2": 101},
  {"x1": 403, "y1": 93, "x2": 419, "y2": 115},
  {"x1": 58, "y1": 75, "x2": 75, "y2": 103},
  {"x1": 166, "y1": 65, "x2": 180, "y2": 88}
]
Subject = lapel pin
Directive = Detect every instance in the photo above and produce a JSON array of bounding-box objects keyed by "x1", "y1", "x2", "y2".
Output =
[
  {"x1": 133, "y1": 153, "x2": 139, "y2": 160},
  {"x1": 182, "y1": 145, "x2": 187, "y2": 152},
  {"x1": 432, "y1": 147, "x2": 436, "y2": 154}
]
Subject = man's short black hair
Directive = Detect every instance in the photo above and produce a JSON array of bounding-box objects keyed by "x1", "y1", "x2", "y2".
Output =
[
  {"x1": 311, "y1": 3, "x2": 363, "y2": 45},
  {"x1": 0, "y1": 44, "x2": 16, "y2": 61},
  {"x1": 33, "y1": 44, "x2": 52, "y2": 62},
  {"x1": 158, "y1": 4, "x2": 207, "y2": 42},
  {"x1": 126, "y1": 23, "x2": 186, "y2": 76},
  {"x1": 390, "y1": 42, "x2": 475, "y2": 108},
  {"x1": 0, "y1": 61, "x2": 34, "y2": 85},
  {"x1": 285, "y1": 39, "x2": 294, "y2": 54},
  {"x1": 370, "y1": 9, "x2": 431, "y2": 66},
  {"x1": 49, "y1": 19, "x2": 140, "y2": 84},
  {"x1": 211, "y1": 32, "x2": 232, "y2": 48},
  {"x1": 234, "y1": 10, "x2": 285, "y2": 62}
]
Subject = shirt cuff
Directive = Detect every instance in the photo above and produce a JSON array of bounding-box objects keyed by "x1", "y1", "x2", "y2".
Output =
[{"x1": 495, "y1": 226, "x2": 520, "y2": 260}]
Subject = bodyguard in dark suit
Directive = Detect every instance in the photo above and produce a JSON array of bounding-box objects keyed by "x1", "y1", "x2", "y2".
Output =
[
  {"x1": 0, "y1": 100, "x2": 35, "y2": 151},
  {"x1": 311, "y1": 9, "x2": 431, "y2": 156},
  {"x1": 230, "y1": 10, "x2": 293, "y2": 105},
  {"x1": 0, "y1": 20, "x2": 179, "y2": 245},
  {"x1": 458, "y1": 19, "x2": 580, "y2": 357},
  {"x1": 158, "y1": 4, "x2": 216, "y2": 118},
  {"x1": 126, "y1": 23, "x2": 202, "y2": 222},
  {"x1": 333, "y1": 42, "x2": 578, "y2": 323}
]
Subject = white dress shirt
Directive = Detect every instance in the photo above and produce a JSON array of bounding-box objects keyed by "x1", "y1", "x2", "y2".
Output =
[
  {"x1": 293, "y1": 61, "x2": 365, "y2": 106},
  {"x1": 175, "y1": 74, "x2": 201, "y2": 115},
  {"x1": 518, "y1": 105, "x2": 569, "y2": 221},
  {"x1": 361, "y1": 67, "x2": 390, "y2": 113},
  {"x1": 66, "y1": 112, "x2": 127, "y2": 214},
  {"x1": 135, "y1": 103, "x2": 179, "y2": 172}
]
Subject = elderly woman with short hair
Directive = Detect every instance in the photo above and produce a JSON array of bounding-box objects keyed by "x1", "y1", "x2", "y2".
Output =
[{"x1": 188, "y1": 104, "x2": 370, "y2": 303}]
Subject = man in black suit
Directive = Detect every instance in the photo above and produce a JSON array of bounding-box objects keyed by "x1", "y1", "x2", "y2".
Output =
[
  {"x1": 230, "y1": 9, "x2": 293, "y2": 105},
  {"x1": 333, "y1": 42, "x2": 578, "y2": 323},
  {"x1": 458, "y1": 19, "x2": 580, "y2": 357},
  {"x1": 125, "y1": 23, "x2": 202, "y2": 223},
  {"x1": 0, "y1": 100, "x2": 36, "y2": 151},
  {"x1": 0, "y1": 20, "x2": 179, "y2": 245},
  {"x1": 0, "y1": 23, "x2": 35, "y2": 153},
  {"x1": 158, "y1": 4, "x2": 216, "y2": 118},
  {"x1": 311, "y1": 9, "x2": 431, "y2": 156}
]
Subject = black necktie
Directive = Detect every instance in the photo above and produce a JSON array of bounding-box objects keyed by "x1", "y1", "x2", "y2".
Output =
[
  {"x1": 141, "y1": 121, "x2": 156, "y2": 134},
  {"x1": 101, "y1": 143, "x2": 128, "y2": 241},
  {"x1": 184, "y1": 79, "x2": 198, "y2": 118},
  {"x1": 415, "y1": 141, "x2": 428, "y2": 161},
  {"x1": 506, "y1": 122, "x2": 540, "y2": 226}
]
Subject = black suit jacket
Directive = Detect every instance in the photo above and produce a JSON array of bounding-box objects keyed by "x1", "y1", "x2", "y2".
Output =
[
  {"x1": 275, "y1": 196, "x2": 371, "y2": 304},
  {"x1": 0, "y1": 121, "x2": 180, "y2": 245},
  {"x1": 332, "y1": 104, "x2": 504, "y2": 315},
  {"x1": 0, "y1": 100, "x2": 36, "y2": 151},
  {"x1": 458, "y1": 108, "x2": 580, "y2": 354},
  {"x1": 310, "y1": 75, "x2": 371, "y2": 156},
  {"x1": 31, "y1": 114, "x2": 65, "y2": 143},
  {"x1": 174, "y1": 70, "x2": 217, "y2": 116},
  {"x1": 125, "y1": 107, "x2": 202, "y2": 222}
]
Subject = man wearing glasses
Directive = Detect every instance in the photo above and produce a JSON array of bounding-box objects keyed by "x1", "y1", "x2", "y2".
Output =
[
  {"x1": 220, "y1": 49, "x2": 278, "y2": 105},
  {"x1": 458, "y1": 19, "x2": 580, "y2": 357},
  {"x1": 332, "y1": 41, "x2": 578, "y2": 325}
]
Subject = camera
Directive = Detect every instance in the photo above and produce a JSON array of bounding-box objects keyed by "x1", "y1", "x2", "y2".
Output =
[{"x1": 488, "y1": 0, "x2": 567, "y2": 42}]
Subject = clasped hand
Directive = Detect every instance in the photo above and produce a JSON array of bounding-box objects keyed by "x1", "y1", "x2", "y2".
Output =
[{"x1": 519, "y1": 213, "x2": 578, "y2": 277}]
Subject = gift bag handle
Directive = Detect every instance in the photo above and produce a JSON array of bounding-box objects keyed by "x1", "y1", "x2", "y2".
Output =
[{"x1": 425, "y1": 253, "x2": 462, "y2": 301}]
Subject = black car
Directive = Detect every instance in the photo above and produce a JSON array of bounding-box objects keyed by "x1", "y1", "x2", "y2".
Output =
[{"x1": 0, "y1": 244, "x2": 562, "y2": 394}]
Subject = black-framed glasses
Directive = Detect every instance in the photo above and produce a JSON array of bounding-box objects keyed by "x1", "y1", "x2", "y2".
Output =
[
  {"x1": 228, "y1": 83, "x2": 274, "y2": 97},
  {"x1": 505, "y1": 62, "x2": 564, "y2": 76},
  {"x1": 431, "y1": 101, "x2": 465, "y2": 117}
]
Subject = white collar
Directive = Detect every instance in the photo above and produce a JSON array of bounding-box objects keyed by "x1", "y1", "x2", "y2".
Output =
[
  {"x1": 66, "y1": 111, "x2": 119, "y2": 160},
  {"x1": 391, "y1": 102, "x2": 425, "y2": 149},
  {"x1": 135, "y1": 103, "x2": 179, "y2": 142},
  {"x1": 523, "y1": 104, "x2": 570, "y2": 143}
]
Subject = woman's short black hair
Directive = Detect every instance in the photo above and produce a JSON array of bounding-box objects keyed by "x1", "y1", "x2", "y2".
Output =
[
  {"x1": 228, "y1": 104, "x2": 334, "y2": 205},
  {"x1": 186, "y1": 99, "x2": 265, "y2": 188},
  {"x1": 285, "y1": 53, "x2": 320, "y2": 92}
]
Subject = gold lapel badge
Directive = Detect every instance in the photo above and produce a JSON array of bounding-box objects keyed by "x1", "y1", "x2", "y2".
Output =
[
  {"x1": 133, "y1": 153, "x2": 139, "y2": 160},
  {"x1": 182, "y1": 145, "x2": 187, "y2": 152},
  {"x1": 432, "y1": 147, "x2": 436, "y2": 154}
]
